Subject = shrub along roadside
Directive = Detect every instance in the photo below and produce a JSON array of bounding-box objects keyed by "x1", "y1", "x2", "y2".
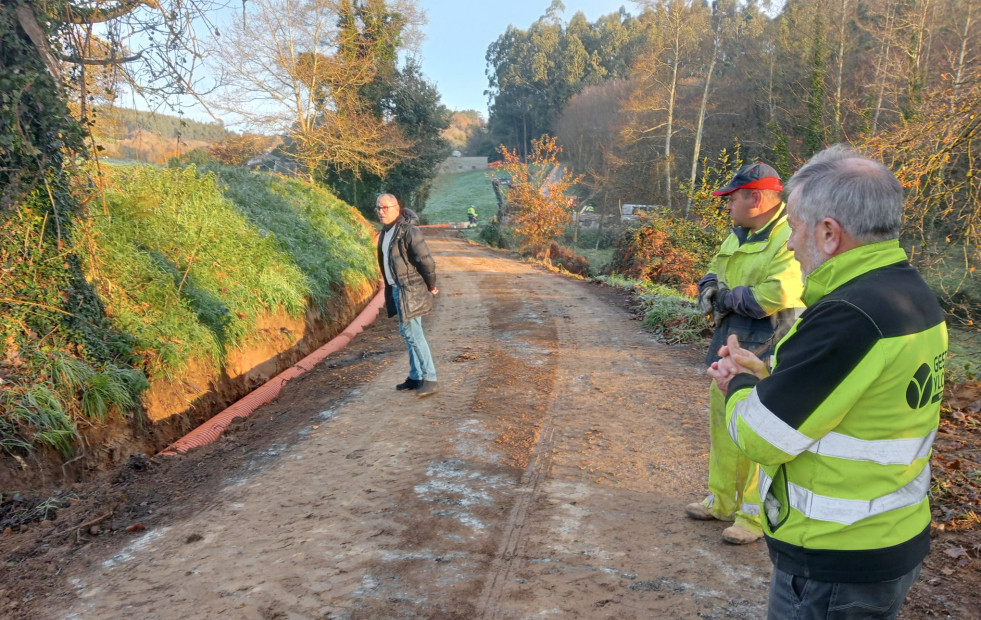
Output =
[
  {"x1": 593, "y1": 274, "x2": 709, "y2": 345},
  {"x1": 1, "y1": 163, "x2": 378, "y2": 459}
]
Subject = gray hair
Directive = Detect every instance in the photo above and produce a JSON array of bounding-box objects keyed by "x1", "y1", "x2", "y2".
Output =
[
  {"x1": 376, "y1": 193, "x2": 399, "y2": 206},
  {"x1": 785, "y1": 144, "x2": 903, "y2": 243}
]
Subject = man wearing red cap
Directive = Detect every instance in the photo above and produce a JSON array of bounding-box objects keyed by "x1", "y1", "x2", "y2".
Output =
[{"x1": 686, "y1": 162, "x2": 804, "y2": 544}]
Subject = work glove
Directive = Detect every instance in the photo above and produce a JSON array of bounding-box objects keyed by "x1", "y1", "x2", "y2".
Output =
[
  {"x1": 712, "y1": 282, "x2": 732, "y2": 327},
  {"x1": 713, "y1": 282, "x2": 732, "y2": 314},
  {"x1": 764, "y1": 493, "x2": 782, "y2": 527},
  {"x1": 697, "y1": 284, "x2": 718, "y2": 315}
]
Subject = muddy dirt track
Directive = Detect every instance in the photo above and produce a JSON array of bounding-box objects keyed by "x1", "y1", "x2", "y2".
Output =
[{"x1": 5, "y1": 230, "x2": 977, "y2": 619}]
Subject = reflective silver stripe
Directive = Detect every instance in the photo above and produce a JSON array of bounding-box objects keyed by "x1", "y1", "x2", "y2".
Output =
[
  {"x1": 740, "y1": 501, "x2": 760, "y2": 517},
  {"x1": 781, "y1": 465, "x2": 931, "y2": 525},
  {"x1": 808, "y1": 429, "x2": 937, "y2": 465},
  {"x1": 731, "y1": 390, "x2": 936, "y2": 465},
  {"x1": 729, "y1": 389, "x2": 815, "y2": 457},
  {"x1": 759, "y1": 469, "x2": 773, "y2": 503}
]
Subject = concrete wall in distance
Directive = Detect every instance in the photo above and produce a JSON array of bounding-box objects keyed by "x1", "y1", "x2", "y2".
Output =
[{"x1": 439, "y1": 156, "x2": 488, "y2": 174}]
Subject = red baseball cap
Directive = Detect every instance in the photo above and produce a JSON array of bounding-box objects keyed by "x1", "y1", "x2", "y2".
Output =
[{"x1": 712, "y1": 162, "x2": 784, "y2": 196}]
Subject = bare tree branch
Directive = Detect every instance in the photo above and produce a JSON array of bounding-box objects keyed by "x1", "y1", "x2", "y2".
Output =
[
  {"x1": 63, "y1": 0, "x2": 162, "y2": 25},
  {"x1": 14, "y1": 4, "x2": 61, "y2": 79},
  {"x1": 59, "y1": 51, "x2": 144, "y2": 65}
]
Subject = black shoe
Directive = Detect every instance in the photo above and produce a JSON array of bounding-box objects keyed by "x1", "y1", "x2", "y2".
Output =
[
  {"x1": 396, "y1": 378, "x2": 422, "y2": 391},
  {"x1": 417, "y1": 380, "x2": 439, "y2": 398}
]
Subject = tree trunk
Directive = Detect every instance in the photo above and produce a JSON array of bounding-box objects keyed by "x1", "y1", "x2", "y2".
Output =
[
  {"x1": 767, "y1": 47, "x2": 777, "y2": 124},
  {"x1": 904, "y1": 0, "x2": 933, "y2": 119},
  {"x1": 572, "y1": 210, "x2": 580, "y2": 248},
  {"x1": 833, "y1": 0, "x2": 849, "y2": 142},
  {"x1": 522, "y1": 116, "x2": 528, "y2": 161},
  {"x1": 664, "y1": 51, "x2": 678, "y2": 210},
  {"x1": 951, "y1": 4, "x2": 974, "y2": 109},
  {"x1": 688, "y1": 34, "x2": 719, "y2": 217},
  {"x1": 595, "y1": 210, "x2": 604, "y2": 251},
  {"x1": 870, "y1": 3, "x2": 897, "y2": 136}
]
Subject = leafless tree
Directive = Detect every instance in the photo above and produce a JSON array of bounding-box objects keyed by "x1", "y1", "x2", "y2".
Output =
[
  {"x1": 205, "y1": 0, "x2": 422, "y2": 178},
  {"x1": 623, "y1": 0, "x2": 706, "y2": 210},
  {"x1": 20, "y1": 0, "x2": 233, "y2": 121}
]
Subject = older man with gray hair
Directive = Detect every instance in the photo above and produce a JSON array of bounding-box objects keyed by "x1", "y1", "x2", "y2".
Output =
[
  {"x1": 708, "y1": 144, "x2": 947, "y2": 619},
  {"x1": 376, "y1": 193, "x2": 440, "y2": 397}
]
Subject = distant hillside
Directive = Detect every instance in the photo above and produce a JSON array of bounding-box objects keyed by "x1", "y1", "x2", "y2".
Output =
[
  {"x1": 89, "y1": 106, "x2": 234, "y2": 164},
  {"x1": 93, "y1": 106, "x2": 231, "y2": 142}
]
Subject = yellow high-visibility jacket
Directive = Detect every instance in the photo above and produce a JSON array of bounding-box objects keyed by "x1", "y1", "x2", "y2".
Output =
[
  {"x1": 725, "y1": 240, "x2": 947, "y2": 582},
  {"x1": 700, "y1": 206, "x2": 804, "y2": 365}
]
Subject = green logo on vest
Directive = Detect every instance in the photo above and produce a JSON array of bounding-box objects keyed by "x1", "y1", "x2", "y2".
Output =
[{"x1": 906, "y1": 363, "x2": 942, "y2": 409}]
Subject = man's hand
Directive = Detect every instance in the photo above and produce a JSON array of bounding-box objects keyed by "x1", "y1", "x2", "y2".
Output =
[
  {"x1": 430, "y1": 287, "x2": 438, "y2": 296},
  {"x1": 698, "y1": 285, "x2": 718, "y2": 315},
  {"x1": 706, "y1": 355, "x2": 741, "y2": 390},
  {"x1": 712, "y1": 310, "x2": 726, "y2": 328},
  {"x1": 706, "y1": 334, "x2": 769, "y2": 392},
  {"x1": 725, "y1": 335, "x2": 769, "y2": 379}
]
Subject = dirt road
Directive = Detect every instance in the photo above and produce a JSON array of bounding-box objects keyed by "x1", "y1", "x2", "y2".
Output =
[
  {"x1": 24, "y1": 230, "x2": 773, "y2": 619},
  {"x1": 8, "y1": 231, "x2": 777, "y2": 617}
]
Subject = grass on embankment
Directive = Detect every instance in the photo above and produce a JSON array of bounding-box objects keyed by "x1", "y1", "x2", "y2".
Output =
[{"x1": 86, "y1": 163, "x2": 379, "y2": 382}]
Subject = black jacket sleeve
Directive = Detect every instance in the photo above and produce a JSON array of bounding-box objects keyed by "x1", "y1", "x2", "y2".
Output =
[{"x1": 406, "y1": 225, "x2": 437, "y2": 290}]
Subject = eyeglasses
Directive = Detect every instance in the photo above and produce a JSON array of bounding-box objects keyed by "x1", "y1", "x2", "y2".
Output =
[{"x1": 376, "y1": 204, "x2": 397, "y2": 212}]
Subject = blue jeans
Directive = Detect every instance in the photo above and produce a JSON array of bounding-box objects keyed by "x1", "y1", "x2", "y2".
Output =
[
  {"x1": 767, "y1": 564, "x2": 921, "y2": 620},
  {"x1": 392, "y1": 286, "x2": 437, "y2": 382}
]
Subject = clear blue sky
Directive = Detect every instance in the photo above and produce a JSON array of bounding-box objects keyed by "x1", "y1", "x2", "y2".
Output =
[
  {"x1": 153, "y1": 1, "x2": 633, "y2": 126},
  {"x1": 415, "y1": 1, "x2": 633, "y2": 118}
]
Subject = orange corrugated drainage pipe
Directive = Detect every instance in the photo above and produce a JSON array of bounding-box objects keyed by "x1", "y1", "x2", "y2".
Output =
[{"x1": 158, "y1": 284, "x2": 386, "y2": 456}]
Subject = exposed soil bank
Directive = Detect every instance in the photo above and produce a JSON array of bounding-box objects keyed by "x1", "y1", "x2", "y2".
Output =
[{"x1": 0, "y1": 279, "x2": 377, "y2": 491}]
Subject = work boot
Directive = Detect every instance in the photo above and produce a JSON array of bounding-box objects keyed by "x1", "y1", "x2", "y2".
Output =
[
  {"x1": 396, "y1": 377, "x2": 422, "y2": 391},
  {"x1": 685, "y1": 502, "x2": 718, "y2": 521},
  {"x1": 722, "y1": 524, "x2": 761, "y2": 545},
  {"x1": 417, "y1": 380, "x2": 439, "y2": 398}
]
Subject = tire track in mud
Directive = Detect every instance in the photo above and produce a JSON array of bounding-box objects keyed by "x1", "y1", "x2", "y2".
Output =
[
  {"x1": 468, "y1": 269, "x2": 770, "y2": 619},
  {"x1": 471, "y1": 269, "x2": 560, "y2": 619},
  {"x1": 473, "y1": 273, "x2": 660, "y2": 619}
]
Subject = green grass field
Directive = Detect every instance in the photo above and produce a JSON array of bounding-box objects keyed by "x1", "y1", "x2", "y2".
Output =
[{"x1": 422, "y1": 169, "x2": 501, "y2": 224}]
